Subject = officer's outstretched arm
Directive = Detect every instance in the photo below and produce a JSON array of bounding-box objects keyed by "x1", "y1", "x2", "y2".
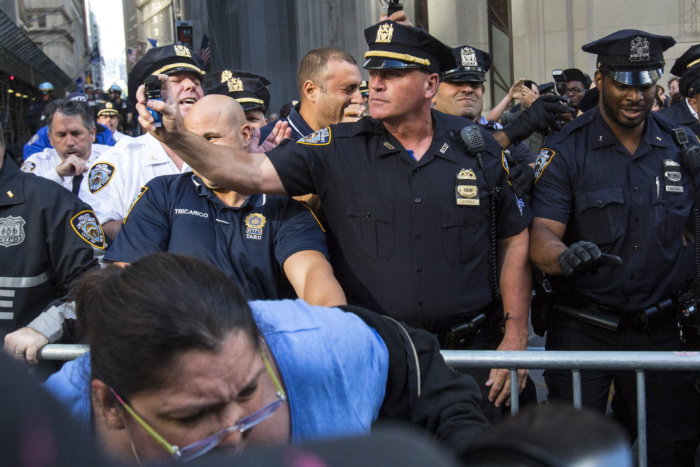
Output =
[
  {"x1": 530, "y1": 217, "x2": 568, "y2": 275},
  {"x1": 283, "y1": 250, "x2": 347, "y2": 307},
  {"x1": 135, "y1": 76, "x2": 288, "y2": 196}
]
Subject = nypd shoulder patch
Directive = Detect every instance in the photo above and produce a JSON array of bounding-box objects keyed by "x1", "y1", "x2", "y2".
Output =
[
  {"x1": 70, "y1": 210, "x2": 106, "y2": 250},
  {"x1": 501, "y1": 150, "x2": 510, "y2": 175},
  {"x1": 534, "y1": 148, "x2": 557, "y2": 182},
  {"x1": 88, "y1": 162, "x2": 115, "y2": 193},
  {"x1": 20, "y1": 161, "x2": 36, "y2": 173},
  {"x1": 123, "y1": 186, "x2": 149, "y2": 224},
  {"x1": 297, "y1": 127, "x2": 332, "y2": 146}
]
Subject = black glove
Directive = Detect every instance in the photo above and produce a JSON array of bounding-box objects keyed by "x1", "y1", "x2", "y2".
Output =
[
  {"x1": 557, "y1": 241, "x2": 623, "y2": 277},
  {"x1": 507, "y1": 159, "x2": 534, "y2": 201},
  {"x1": 503, "y1": 95, "x2": 574, "y2": 144}
]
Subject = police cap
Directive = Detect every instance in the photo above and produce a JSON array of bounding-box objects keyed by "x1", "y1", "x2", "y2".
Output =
[
  {"x1": 538, "y1": 81, "x2": 556, "y2": 95},
  {"x1": 128, "y1": 44, "x2": 206, "y2": 102},
  {"x1": 670, "y1": 44, "x2": 700, "y2": 77},
  {"x1": 96, "y1": 101, "x2": 120, "y2": 118},
  {"x1": 206, "y1": 70, "x2": 271, "y2": 113},
  {"x1": 440, "y1": 45, "x2": 491, "y2": 83},
  {"x1": 581, "y1": 29, "x2": 675, "y2": 85},
  {"x1": 362, "y1": 21, "x2": 455, "y2": 74}
]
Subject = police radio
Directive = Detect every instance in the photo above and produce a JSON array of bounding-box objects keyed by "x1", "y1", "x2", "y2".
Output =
[{"x1": 144, "y1": 75, "x2": 163, "y2": 128}]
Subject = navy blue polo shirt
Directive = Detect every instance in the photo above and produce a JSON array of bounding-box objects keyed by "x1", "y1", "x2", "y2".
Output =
[
  {"x1": 532, "y1": 108, "x2": 698, "y2": 309},
  {"x1": 266, "y1": 110, "x2": 530, "y2": 320},
  {"x1": 260, "y1": 107, "x2": 313, "y2": 142},
  {"x1": 105, "y1": 173, "x2": 329, "y2": 300}
]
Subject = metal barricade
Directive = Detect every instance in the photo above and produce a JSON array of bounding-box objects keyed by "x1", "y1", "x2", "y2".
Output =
[
  {"x1": 442, "y1": 349, "x2": 700, "y2": 467},
  {"x1": 39, "y1": 345, "x2": 700, "y2": 467}
]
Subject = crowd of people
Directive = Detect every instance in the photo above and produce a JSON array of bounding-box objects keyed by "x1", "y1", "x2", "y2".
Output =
[{"x1": 2, "y1": 9, "x2": 700, "y2": 466}]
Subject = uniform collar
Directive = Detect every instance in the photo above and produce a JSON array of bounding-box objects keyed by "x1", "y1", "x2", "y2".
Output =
[
  {"x1": 190, "y1": 174, "x2": 265, "y2": 208},
  {"x1": 0, "y1": 158, "x2": 25, "y2": 207},
  {"x1": 375, "y1": 111, "x2": 460, "y2": 163},
  {"x1": 590, "y1": 107, "x2": 672, "y2": 150},
  {"x1": 286, "y1": 107, "x2": 314, "y2": 140}
]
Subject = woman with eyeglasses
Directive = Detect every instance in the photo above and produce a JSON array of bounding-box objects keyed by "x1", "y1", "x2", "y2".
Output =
[{"x1": 45, "y1": 253, "x2": 488, "y2": 463}]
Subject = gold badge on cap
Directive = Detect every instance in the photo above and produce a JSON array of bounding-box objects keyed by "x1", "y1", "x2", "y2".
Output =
[
  {"x1": 456, "y1": 168, "x2": 479, "y2": 206},
  {"x1": 227, "y1": 77, "x2": 243, "y2": 92},
  {"x1": 105, "y1": 102, "x2": 113, "y2": 109},
  {"x1": 629, "y1": 36, "x2": 649, "y2": 62},
  {"x1": 376, "y1": 23, "x2": 394, "y2": 43},
  {"x1": 174, "y1": 44, "x2": 192, "y2": 57},
  {"x1": 221, "y1": 70, "x2": 233, "y2": 82},
  {"x1": 461, "y1": 47, "x2": 478, "y2": 67}
]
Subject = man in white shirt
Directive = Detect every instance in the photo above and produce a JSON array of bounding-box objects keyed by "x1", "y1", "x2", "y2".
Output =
[
  {"x1": 80, "y1": 44, "x2": 207, "y2": 240},
  {"x1": 21, "y1": 100, "x2": 109, "y2": 196}
]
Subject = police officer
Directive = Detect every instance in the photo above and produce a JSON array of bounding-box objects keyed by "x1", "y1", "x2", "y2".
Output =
[
  {"x1": 137, "y1": 20, "x2": 533, "y2": 409},
  {"x1": 107, "y1": 84, "x2": 135, "y2": 134},
  {"x1": 0, "y1": 123, "x2": 103, "y2": 365},
  {"x1": 81, "y1": 44, "x2": 206, "y2": 241},
  {"x1": 21, "y1": 100, "x2": 110, "y2": 196},
  {"x1": 95, "y1": 101, "x2": 128, "y2": 142},
  {"x1": 259, "y1": 47, "x2": 364, "y2": 141},
  {"x1": 206, "y1": 70, "x2": 271, "y2": 128},
  {"x1": 107, "y1": 94, "x2": 346, "y2": 306},
  {"x1": 660, "y1": 44, "x2": 700, "y2": 136},
  {"x1": 530, "y1": 30, "x2": 700, "y2": 466},
  {"x1": 26, "y1": 82, "x2": 55, "y2": 134}
]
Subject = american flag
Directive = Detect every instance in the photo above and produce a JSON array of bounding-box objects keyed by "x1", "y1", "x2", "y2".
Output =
[{"x1": 199, "y1": 34, "x2": 211, "y2": 65}]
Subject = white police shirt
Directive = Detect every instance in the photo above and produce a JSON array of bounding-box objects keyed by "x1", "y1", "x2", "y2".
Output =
[
  {"x1": 79, "y1": 133, "x2": 190, "y2": 224},
  {"x1": 20, "y1": 144, "x2": 110, "y2": 193}
]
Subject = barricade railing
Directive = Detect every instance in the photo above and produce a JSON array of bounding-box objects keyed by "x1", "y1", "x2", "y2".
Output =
[{"x1": 39, "y1": 345, "x2": 700, "y2": 467}]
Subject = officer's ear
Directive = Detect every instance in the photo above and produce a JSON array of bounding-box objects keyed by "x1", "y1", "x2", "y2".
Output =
[
  {"x1": 302, "y1": 80, "x2": 318, "y2": 102},
  {"x1": 594, "y1": 70, "x2": 604, "y2": 92},
  {"x1": 239, "y1": 123, "x2": 253, "y2": 148},
  {"x1": 91, "y1": 379, "x2": 126, "y2": 431},
  {"x1": 425, "y1": 73, "x2": 440, "y2": 99}
]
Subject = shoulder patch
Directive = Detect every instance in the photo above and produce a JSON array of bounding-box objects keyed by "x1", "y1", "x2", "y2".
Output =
[
  {"x1": 501, "y1": 150, "x2": 510, "y2": 175},
  {"x1": 70, "y1": 210, "x2": 106, "y2": 250},
  {"x1": 88, "y1": 162, "x2": 115, "y2": 193},
  {"x1": 297, "y1": 127, "x2": 332, "y2": 146},
  {"x1": 123, "y1": 186, "x2": 149, "y2": 224},
  {"x1": 20, "y1": 161, "x2": 36, "y2": 173},
  {"x1": 534, "y1": 148, "x2": 557, "y2": 182}
]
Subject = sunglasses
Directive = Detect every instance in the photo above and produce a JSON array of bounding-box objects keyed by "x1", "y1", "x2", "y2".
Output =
[{"x1": 109, "y1": 349, "x2": 286, "y2": 462}]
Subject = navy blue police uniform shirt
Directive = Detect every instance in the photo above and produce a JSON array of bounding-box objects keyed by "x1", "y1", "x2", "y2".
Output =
[
  {"x1": 104, "y1": 173, "x2": 329, "y2": 301},
  {"x1": 532, "y1": 107, "x2": 698, "y2": 310},
  {"x1": 0, "y1": 159, "x2": 101, "y2": 335},
  {"x1": 260, "y1": 107, "x2": 313, "y2": 142},
  {"x1": 266, "y1": 110, "x2": 531, "y2": 320}
]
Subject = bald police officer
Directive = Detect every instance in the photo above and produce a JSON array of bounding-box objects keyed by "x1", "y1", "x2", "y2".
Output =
[
  {"x1": 137, "y1": 20, "x2": 533, "y2": 410},
  {"x1": 530, "y1": 30, "x2": 700, "y2": 465}
]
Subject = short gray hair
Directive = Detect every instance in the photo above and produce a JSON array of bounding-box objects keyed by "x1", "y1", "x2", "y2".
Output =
[{"x1": 47, "y1": 100, "x2": 95, "y2": 131}]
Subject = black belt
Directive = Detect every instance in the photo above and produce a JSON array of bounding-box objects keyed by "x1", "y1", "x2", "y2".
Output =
[{"x1": 555, "y1": 295, "x2": 678, "y2": 332}]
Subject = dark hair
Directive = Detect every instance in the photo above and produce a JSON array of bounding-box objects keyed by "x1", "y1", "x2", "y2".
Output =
[
  {"x1": 523, "y1": 80, "x2": 538, "y2": 91},
  {"x1": 72, "y1": 253, "x2": 260, "y2": 398},
  {"x1": 46, "y1": 99, "x2": 95, "y2": 131},
  {"x1": 297, "y1": 47, "x2": 357, "y2": 94}
]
